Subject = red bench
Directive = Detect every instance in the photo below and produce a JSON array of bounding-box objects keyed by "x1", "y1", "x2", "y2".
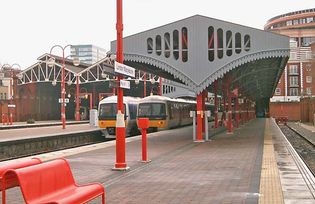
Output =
[
  {"x1": 0, "y1": 158, "x2": 42, "y2": 191},
  {"x1": 1, "y1": 158, "x2": 105, "y2": 204}
]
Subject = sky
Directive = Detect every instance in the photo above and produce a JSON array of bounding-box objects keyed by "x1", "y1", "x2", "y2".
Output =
[{"x1": 0, "y1": 0, "x2": 314, "y2": 69}]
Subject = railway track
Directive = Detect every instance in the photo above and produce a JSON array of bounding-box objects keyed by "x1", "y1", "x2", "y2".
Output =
[
  {"x1": 0, "y1": 130, "x2": 108, "y2": 162},
  {"x1": 279, "y1": 124, "x2": 315, "y2": 177}
]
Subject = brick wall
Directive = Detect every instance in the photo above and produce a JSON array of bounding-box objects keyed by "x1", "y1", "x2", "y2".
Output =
[{"x1": 269, "y1": 102, "x2": 300, "y2": 121}]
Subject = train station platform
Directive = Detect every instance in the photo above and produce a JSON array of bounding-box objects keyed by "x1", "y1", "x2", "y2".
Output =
[
  {"x1": 0, "y1": 120, "x2": 88, "y2": 130},
  {"x1": 0, "y1": 123, "x2": 100, "y2": 142},
  {"x1": 1, "y1": 118, "x2": 315, "y2": 204}
]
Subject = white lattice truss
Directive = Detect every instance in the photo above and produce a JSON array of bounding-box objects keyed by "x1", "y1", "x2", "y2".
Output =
[{"x1": 17, "y1": 58, "x2": 161, "y2": 86}]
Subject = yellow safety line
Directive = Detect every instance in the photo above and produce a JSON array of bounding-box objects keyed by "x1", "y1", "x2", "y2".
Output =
[{"x1": 259, "y1": 119, "x2": 284, "y2": 204}]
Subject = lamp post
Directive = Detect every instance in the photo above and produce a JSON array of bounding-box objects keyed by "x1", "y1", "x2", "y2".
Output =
[
  {"x1": 114, "y1": 0, "x2": 128, "y2": 170},
  {"x1": 1, "y1": 63, "x2": 21, "y2": 125},
  {"x1": 48, "y1": 45, "x2": 80, "y2": 129},
  {"x1": 75, "y1": 75, "x2": 80, "y2": 121}
]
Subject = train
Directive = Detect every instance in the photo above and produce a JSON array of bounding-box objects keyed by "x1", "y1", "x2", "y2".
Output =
[
  {"x1": 98, "y1": 96, "x2": 140, "y2": 137},
  {"x1": 98, "y1": 95, "x2": 214, "y2": 137},
  {"x1": 137, "y1": 95, "x2": 198, "y2": 131}
]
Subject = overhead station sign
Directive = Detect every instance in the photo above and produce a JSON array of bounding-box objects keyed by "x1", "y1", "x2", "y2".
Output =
[{"x1": 114, "y1": 61, "x2": 135, "y2": 78}]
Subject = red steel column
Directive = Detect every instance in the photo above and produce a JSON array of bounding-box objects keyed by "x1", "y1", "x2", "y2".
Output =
[
  {"x1": 141, "y1": 128, "x2": 148, "y2": 161},
  {"x1": 75, "y1": 76, "x2": 80, "y2": 121},
  {"x1": 202, "y1": 90, "x2": 206, "y2": 133},
  {"x1": 235, "y1": 97, "x2": 239, "y2": 128},
  {"x1": 222, "y1": 83, "x2": 226, "y2": 123},
  {"x1": 143, "y1": 72, "x2": 146, "y2": 97},
  {"x1": 61, "y1": 51, "x2": 66, "y2": 129},
  {"x1": 196, "y1": 93, "x2": 204, "y2": 141},
  {"x1": 114, "y1": 0, "x2": 128, "y2": 170},
  {"x1": 89, "y1": 93, "x2": 93, "y2": 110},
  {"x1": 159, "y1": 77, "x2": 162, "y2": 96},
  {"x1": 92, "y1": 84, "x2": 96, "y2": 108},
  {"x1": 227, "y1": 78, "x2": 233, "y2": 133},
  {"x1": 214, "y1": 81, "x2": 218, "y2": 128}
]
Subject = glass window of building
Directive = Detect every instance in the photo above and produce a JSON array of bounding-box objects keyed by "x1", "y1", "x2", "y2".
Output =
[
  {"x1": 208, "y1": 26, "x2": 215, "y2": 61},
  {"x1": 301, "y1": 37, "x2": 315, "y2": 47},
  {"x1": 147, "y1": 38, "x2": 153, "y2": 54},
  {"x1": 289, "y1": 65, "x2": 298, "y2": 74},
  {"x1": 289, "y1": 76, "x2": 299, "y2": 86},
  {"x1": 275, "y1": 88, "x2": 281, "y2": 95},
  {"x1": 164, "y1": 33, "x2": 170, "y2": 58},
  {"x1": 226, "y1": 31, "x2": 233, "y2": 56},
  {"x1": 244, "y1": 35, "x2": 251, "y2": 52},
  {"x1": 173, "y1": 30, "x2": 179, "y2": 60},
  {"x1": 217, "y1": 28, "x2": 223, "y2": 59},
  {"x1": 156, "y1": 35, "x2": 162, "y2": 56},
  {"x1": 306, "y1": 87, "x2": 312, "y2": 95},
  {"x1": 306, "y1": 17, "x2": 314, "y2": 23},
  {"x1": 306, "y1": 76, "x2": 312, "y2": 83},
  {"x1": 235, "y1": 33, "x2": 241, "y2": 54},
  {"x1": 289, "y1": 88, "x2": 299, "y2": 96},
  {"x1": 181, "y1": 27, "x2": 188, "y2": 62},
  {"x1": 286, "y1": 20, "x2": 293, "y2": 26}
]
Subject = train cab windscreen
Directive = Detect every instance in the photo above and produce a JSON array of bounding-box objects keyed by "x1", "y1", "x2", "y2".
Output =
[
  {"x1": 138, "y1": 103, "x2": 166, "y2": 119},
  {"x1": 99, "y1": 103, "x2": 126, "y2": 120}
]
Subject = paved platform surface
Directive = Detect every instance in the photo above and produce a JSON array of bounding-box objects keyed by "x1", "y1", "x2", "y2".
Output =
[
  {"x1": 0, "y1": 120, "x2": 88, "y2": 129},
  {"x1": 1, "y1": 118, "x2": 315, "y2": 203},
  {"x1": 0, "y1": 123, "x2": 100, "y2": 142},
  {"x1": 269, "y1": 120, "x2": 315, "y2": 204}
]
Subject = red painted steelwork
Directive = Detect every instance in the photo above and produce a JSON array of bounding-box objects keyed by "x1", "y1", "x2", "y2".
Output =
[
  {"x1": 214, "y1": 81, "x2": 219, "y2": 128},
  {"x1": 227, "y1": 77, "x2": 233, "y2": 133},
  {"x1": 138, "y1": 118, "x2": 149, "y2": 162},
  {"x1": 75, "y1": 76, "x2": 80, "y2": 121},
  {"x1": 202, "y1": 91, "x2": 205, "y2": 133},
  {"x1": 61, "y1": 51, "x2": 66, "y2": 129},
  {"x1": 143, "y1": 72, "x2": 147, "y2": 97},
  {"x1": 235, "y1": 97, "x2": 240, "y2": 128},
  {"x1": 159, "y1": 77, "x2": 162, "y2": 96},
  {"x1": 196, "y1": 93, "x2": 203, "y2": 141},
  {"x1": 114, "y1": 0, "x2": 128, "y2": 170}
]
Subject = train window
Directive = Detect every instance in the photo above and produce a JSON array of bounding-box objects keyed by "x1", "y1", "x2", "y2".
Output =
[
  {"x1": 99, "y1": 103, "x2": 126, "y2": 119},
  {"x1": 128, "y1": 104, "x2": 137, "y2": 119},
  {"x1": 138, "y1": 103, "x2": 166, "y2": 118},
  {"x1": 152, "y1": 103, "x2": 166, "y2": 116}
]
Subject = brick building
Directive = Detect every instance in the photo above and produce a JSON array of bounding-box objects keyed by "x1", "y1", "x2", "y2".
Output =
[{"x1": 265, "y1": 8, "x2": 315, "y2": 121}]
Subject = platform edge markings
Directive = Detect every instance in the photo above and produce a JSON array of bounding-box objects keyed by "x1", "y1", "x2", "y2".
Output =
[
  {"x1": 259, "y1": 119, "x2": 284, "y2": 204},
  {"x1": 273, "y1": 120, "x2": 315, "y2": 201}
]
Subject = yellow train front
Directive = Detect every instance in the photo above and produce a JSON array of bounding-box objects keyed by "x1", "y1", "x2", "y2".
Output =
[
  {"x1": 137, "y1": 96, "x2": 196, "y2": 131},
  {"x1": 98, "y1": 96, "x2": 139, "y2": 137}
]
